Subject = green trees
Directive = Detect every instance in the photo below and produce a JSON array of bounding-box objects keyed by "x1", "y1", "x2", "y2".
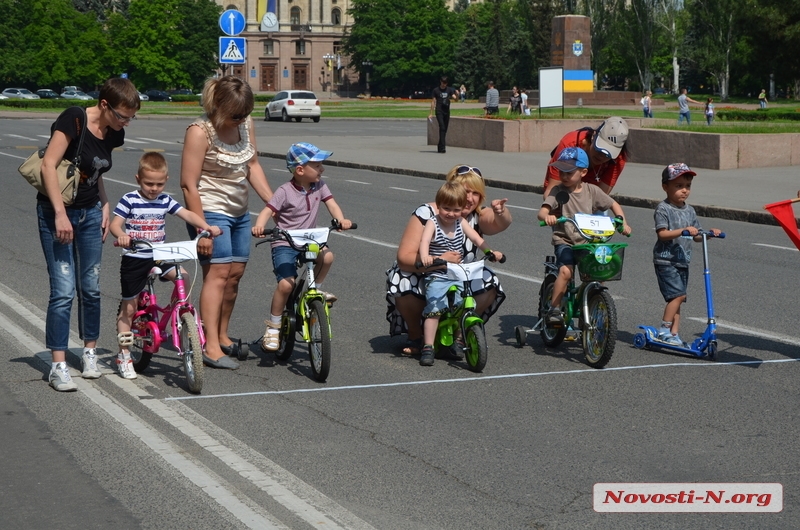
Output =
[{"x1": 0, "y1": 0, "x2": 219, "y2": 91}]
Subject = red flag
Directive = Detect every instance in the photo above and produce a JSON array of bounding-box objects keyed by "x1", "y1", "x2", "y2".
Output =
[{"x1": 764, "y1": 199, "x2": 800, "y2": 250}]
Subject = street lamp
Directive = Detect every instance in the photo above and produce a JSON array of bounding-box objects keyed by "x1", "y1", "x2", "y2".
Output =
[
  {"x1": 323, "y1": 53, "x2": 336, "y2": 98},
  {"x1": 362, "y1": 60, "x2": 372, "y2": 97}
]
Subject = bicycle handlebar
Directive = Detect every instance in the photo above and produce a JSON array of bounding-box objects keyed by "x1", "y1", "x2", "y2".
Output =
[
  {"x1": 113, "y1": 231, "x2": 212, "y2": 250},
  {"x1": 415, "y1": 253, "x2": 506, "y2": 270},
  {"x1": 539, "y1": 215, "x2": 630, "y2": 239},
  {"x1": 681, "y1": 229, "x2": 726, "y2": 239},
  {"x1": 255, "y1": 219, "x2": 357, "y2": 249}
]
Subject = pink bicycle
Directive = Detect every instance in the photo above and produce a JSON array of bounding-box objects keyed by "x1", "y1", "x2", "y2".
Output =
[{"x1": 119, "y1": 233, "x2": 209, "y2": 393}]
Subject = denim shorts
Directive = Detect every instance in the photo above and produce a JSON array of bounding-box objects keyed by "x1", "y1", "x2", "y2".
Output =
[
  {"x1": 554, "y1": 244, "x2": 575, "y2": 268},
  {"x1": 423, "y1": 276, "x2": 462, "y2": 317},
  {"x1": 654, "y1": 263, "x2": 689, "y2": 302},
  {"x1": 271, "y1": 245, "x2": 301, "y2": 282},
  {"x1": 190, "y1": 212, "x2": 251, "y2": 264}
]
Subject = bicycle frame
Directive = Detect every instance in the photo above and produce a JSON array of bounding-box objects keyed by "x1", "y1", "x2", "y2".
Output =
[{"x1": 435, "y1": 262, "x2": 484, "y2": 349}]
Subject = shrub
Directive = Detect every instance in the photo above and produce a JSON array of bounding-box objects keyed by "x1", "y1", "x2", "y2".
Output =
[{"x1": 716, "y1": 109, "x2": 800, "y2": 121}]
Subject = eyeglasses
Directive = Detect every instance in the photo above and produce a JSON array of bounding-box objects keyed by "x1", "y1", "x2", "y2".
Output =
[
  {"x1": 231, "y1": 113, "x2": 249, "y2": 121},
  {"x1": 108, "y1": 105, "x2": 136, "y2": 123},
  {"x1": 456, "y1": 165, "x2": 483, "y2": 178},
  {"x1": 594, "y1": 146, "x2": 612, "y2": 160}
]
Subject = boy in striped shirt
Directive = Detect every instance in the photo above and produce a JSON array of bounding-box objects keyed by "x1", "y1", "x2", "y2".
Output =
[{"x1": 110, "y1": 152, "x2": 221, "y2": 379}]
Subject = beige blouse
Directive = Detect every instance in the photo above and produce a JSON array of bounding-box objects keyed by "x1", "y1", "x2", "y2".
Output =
[{"x1": 189, "y1": 116, "x2": 255, "y2": 217}]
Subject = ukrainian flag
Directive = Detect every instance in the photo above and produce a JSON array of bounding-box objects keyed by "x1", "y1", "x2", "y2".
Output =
[{"x1": 564, "y1": 70, "x2": 594, "y2": 92}]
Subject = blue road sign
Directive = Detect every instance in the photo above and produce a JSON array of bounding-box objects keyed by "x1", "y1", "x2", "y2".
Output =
[
  {"x1": 219, "y1": 9, "x2": 246, "y2": 36},
  {"x1": 219, "y1": 37, "x2": 246, "y2": 64}
]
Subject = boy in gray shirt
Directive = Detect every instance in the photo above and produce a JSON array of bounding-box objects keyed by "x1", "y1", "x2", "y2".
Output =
[
  {"x1": 653, "y1": 163, "x2": 720, "y2": 345},
  {"x1": 485, "y1": 81, "x2": 499, "y2": 115}
]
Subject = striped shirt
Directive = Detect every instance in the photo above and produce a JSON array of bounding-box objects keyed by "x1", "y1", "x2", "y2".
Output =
[
  {"x1": 113, "y1": 191, "x2": 182, "y2": 258},
  {"x1": 427, "y1": 215, "x2": 464, "y2": 277}
]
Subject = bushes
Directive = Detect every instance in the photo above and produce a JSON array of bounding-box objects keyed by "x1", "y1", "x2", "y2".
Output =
[
  {"x1": 0, "y1": 99, "x2": 92, "y2": 109},
  {"x1": 716, "y1": 109, "x2": 800, "y2": 121}
]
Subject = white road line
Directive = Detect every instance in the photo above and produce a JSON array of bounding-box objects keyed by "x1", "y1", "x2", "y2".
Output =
[
  {"x1": 389, "y1": 187, "x2": 418, "y2": 192},
  {"x1": 344, "y1": 180, "x2": 371, "y2": 185},
  {"x1": 508, "y1": 204, "x2": 537, "y2": 211},
  {"x1": 0, "y1": 283, "x2": 376, "y2": 530},
  {"x1": 0, "y1": 152, "x2": 27, "y2": 160},
  {"x1": 168, "y1": 357, "x2": 800, "y2": 402},
  {"x1": 687, "y1": 317, "x2": 800, "y2": 346},
  {"x1": 753, "y1": 243, "x2": 797, "y2": 252},
  {"x1": 135, "y1": 137, "x2": 179, "y2": 145},
  {"x1": 121, "y1": 137, "x2": 148, "y2": 144},
  {"x1": 6, "y1": 134, "x2": 39, "y2": 141}
]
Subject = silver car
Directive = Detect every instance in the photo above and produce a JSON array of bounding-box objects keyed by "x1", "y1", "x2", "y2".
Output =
[
  {"x1": 265, "y1": 90, "x2": 321, "y2": 122},
  {"x1": 61, "y1": 90, "x2": 93, "y2": 100},
  {"x1": 2, "y1": 88, "x2": 40, "y2": 99}
]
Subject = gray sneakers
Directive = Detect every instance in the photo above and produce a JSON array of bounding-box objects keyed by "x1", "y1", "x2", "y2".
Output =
[
  {"x1": 49, "y1": 363, "x2": 77, "y2": 392},
  {"x1": 81, "y1": 349, "x2": 102, "y2": 379}
]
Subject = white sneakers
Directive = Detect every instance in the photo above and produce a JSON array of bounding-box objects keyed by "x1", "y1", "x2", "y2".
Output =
[
  {"x1": 81, "y1": 349, "x2": 102, "y2": 379},
  {"x1": 49, "y1": 363, "x2": 77, "y2": 392},
  {"x1": 116, "y1": 355, "x2": 137, "y2": 380}
]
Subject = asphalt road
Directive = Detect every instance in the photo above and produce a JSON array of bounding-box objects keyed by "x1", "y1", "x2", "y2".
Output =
[{"x1": 0, "y1": 117, "x2": 799, "y2": 529}]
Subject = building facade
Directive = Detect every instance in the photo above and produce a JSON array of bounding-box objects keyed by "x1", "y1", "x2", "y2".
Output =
[{"x1": 217, "y1": 0, "x2": 357, "y2": 94}]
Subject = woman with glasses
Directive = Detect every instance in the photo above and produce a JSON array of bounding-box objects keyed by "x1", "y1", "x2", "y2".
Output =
[
  {"x1": 386, "y1": 165, "x2": 512, "y2": 356},
  {"x1": 38, "y1": 77, "x2": 141, "y2": 391},
  {"x1": 180, "y1": 76, "x2": 274, "y2": 369},
  {"x1": 542, "y1": 116, "x2": 629, "y2": 198}
]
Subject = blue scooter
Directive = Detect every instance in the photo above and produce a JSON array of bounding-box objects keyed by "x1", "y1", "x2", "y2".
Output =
[{"x1": 633, "y1": 229, "x2": 725, "y2": 360}]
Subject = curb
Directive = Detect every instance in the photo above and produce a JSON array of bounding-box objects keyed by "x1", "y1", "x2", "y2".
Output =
[{"x1": 258, "y1": 150, "x2": 785, "y2": 227}]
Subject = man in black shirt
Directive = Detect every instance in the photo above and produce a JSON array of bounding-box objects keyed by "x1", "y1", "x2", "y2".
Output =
[{"x1": 429, "y1": 76, "x2": 458, "y2": 153}]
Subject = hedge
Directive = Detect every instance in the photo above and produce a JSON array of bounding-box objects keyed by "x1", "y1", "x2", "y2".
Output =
[{"x1": 716, "y1": 109, "x2": 800, "y2": 121}]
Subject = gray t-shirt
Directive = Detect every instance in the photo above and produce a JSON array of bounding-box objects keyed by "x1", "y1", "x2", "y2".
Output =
[
  {"x1": 677, "y1": 94, "x2": 689, "y2": 112},
  {"x1": 653, "y1": 200, "x2": 701, "y2": 267},
  {"x1": 542, "y1": 184, "x2": 615, "y2": 246},
  {"x1": 485, "y1": 88, "x2": 499, "y2": 108}
]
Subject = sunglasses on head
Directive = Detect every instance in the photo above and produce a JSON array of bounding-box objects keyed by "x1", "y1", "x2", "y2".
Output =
[{"x1": 456, "y1": 165, "x2": 483, "y2": 178}]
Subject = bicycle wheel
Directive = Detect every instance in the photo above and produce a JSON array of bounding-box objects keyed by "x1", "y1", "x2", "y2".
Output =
[
  {"x1": 583, "y1": 290, "x2": 616, "y2": 368},
  {"x1": 464, "y1": 323, "x2": 488, "y2": 373},
  {"x1": 130, "y1": 314, "x2": 155, "y2": 372},
  {"x1": 539, "y1": 275, "x2": 567, "y2": 347},
  {"x1": 274, "y1": 306, "x2": 296, "y2": 361},
  {"x1": 180, "y1": 312, "x2": 204, "y2": 394},
  {"x1": 307, "y1": 300, "x2": 331, "y2": 382}
]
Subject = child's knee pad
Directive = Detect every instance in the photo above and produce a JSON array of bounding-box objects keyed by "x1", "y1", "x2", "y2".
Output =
[{"x1": 117, "y1": 331, "x2": 134, "y2": 347}]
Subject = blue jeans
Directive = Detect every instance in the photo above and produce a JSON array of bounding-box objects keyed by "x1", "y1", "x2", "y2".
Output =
[
  {"x1": 678, "y1": 110, "x2": 691, "y2": 125},
  {"x1": 37, "y1": 201, "x2": 103, "y2": 350},
  {"x1": 189, "y1": 211, "x2": 251, "y2": 264}
]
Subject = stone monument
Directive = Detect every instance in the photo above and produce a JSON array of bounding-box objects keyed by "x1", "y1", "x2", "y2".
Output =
[{"x1": 551, "y1": 15, "x2": 593, "y2": 92}]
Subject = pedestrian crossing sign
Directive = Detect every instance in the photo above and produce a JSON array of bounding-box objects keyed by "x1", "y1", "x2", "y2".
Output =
[{"x1": 219, "y1": 37, "x2": 246, "y2": 64}]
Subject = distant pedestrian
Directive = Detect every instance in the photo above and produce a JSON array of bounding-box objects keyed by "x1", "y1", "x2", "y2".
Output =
[
  {"x1": 520, "y1": 89, "x2": 530, "y2": 115},
  {"x1": 459, "y1": 84, "x2": 467, "y2": 103},
  {"x1": 429, "y1": 76, "x2": 458, "y2": 154},
  {"x1": 642, "y1": 90, "x2": 653, "y2": 118},
  {"x1": 677, "y1": 88, "x2": 701, "y2": 125},
  {"x1": 506, "y1": 86, "x2": 522, "y2": 115},
  {"x1": 484, "y1": 81, "x2": 499, "y2": 116},
  {"x1": 758, "y1": 89, "x2": 768, "y2": 109},
  {"x1": 704, "y1": 98, "x2": 714, "y2": 125}
]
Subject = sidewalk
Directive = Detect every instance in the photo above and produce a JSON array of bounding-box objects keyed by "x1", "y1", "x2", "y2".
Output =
[{"x1": 255, "y1": 128, "x2": 796, "y2": 225}]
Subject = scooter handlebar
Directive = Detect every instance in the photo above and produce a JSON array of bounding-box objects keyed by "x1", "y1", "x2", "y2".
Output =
[{"x1": 681, "y1": 230, "x2": 726, "y2": 239}]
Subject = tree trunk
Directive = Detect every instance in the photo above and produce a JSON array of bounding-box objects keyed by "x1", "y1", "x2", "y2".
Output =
[{"x1": 672, "y1": 53, "x2": 679, "y2": 94}]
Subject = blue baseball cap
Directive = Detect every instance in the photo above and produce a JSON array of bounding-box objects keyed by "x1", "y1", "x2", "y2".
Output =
[
  {"x1": 549, "y1": 146, "x2": 590, "y2": 172},
  {"x1": 286, "y1": 142, "x2": 333, "y2": 172}
]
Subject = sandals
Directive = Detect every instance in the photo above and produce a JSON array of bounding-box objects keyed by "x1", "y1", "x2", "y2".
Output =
[
  {"x1": 402, "y1": 338, "x2": 422, "y2": 355},
  {"x1": 261, "y1": 323, "x2": 281, "y2": 352}
]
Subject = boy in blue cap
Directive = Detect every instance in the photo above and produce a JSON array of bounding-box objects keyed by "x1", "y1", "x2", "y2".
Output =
[
  {"x1": 252, "y1": 142, "x2": 353, "y2": 351},
  {"x1": 538, "y1": 147, "x2": 631, "y2": 327}
]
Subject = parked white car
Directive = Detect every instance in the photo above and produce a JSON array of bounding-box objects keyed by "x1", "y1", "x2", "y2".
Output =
[
  {"x1": 265, "y1": 90, "x2": 321, "y2": 122},
  {"x1": 61, "y1": 90, "x2": 93, "y2": 100},
  {"x1": 2, "y1": 88, "x2": 40, "y2": 99}
]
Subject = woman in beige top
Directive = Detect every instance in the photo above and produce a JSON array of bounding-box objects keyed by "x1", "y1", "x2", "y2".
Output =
[{"x1": 181, "y1": 76, "x2": 273, "y2": 369}]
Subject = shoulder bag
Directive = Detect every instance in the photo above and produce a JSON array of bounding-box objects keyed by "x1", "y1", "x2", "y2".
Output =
[{"x1": 18, "y1": 108, "x2": 88, "y2": 206}]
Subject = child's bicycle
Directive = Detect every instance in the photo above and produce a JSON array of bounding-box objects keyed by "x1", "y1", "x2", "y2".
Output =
[
  {"x1": 117, "y1": 233, "x2": 210, "y2": 394},
  {"x1": 415, "y1": 254, "x2": 506, "y2": 372},
  {"x1": 633, "y1": 229, "x2": 725, "y2": 359},
  {"x1": 255, "y1": 220, "x2": 356, "y2": 382},
  {"x1": 515, "y1": 211, "x2": 628, "y2": 368}
]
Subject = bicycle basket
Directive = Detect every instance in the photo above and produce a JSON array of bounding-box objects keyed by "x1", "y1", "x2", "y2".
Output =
[
  {"x1": 151, "y1": 240, "x2": 198, "y2": 263},
  {"x1": 573, "y1": 243, "x2": 627, "y2": 282}
]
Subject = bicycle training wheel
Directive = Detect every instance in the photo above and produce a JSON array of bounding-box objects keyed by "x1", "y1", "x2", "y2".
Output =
[
  {"x1": 539, "y1": 275, "x2": 567, "y2": 347},
  {"x1": 274, "y1": 306, "x2": 296, "y2": 361},
  {"x1": 180, "y1": 312, "x2": 204, "y2": 394},
  {"x1": 464, "y1": 323, "x2": 488, "y2": 373},
  {"x1": 307, "y1": 300, "x2": 331, "y2": 382},
  {"x1": 130, "y1": 314, "x2": 155, "y2": 372},
  {"x1": 582, "y1": 290, "x2": 616, "y2": 368}
]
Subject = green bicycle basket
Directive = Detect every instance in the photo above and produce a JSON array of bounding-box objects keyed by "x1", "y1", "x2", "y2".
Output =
[{"x1": 573, "y1": 242, "x2": 628, "y2": 282}]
